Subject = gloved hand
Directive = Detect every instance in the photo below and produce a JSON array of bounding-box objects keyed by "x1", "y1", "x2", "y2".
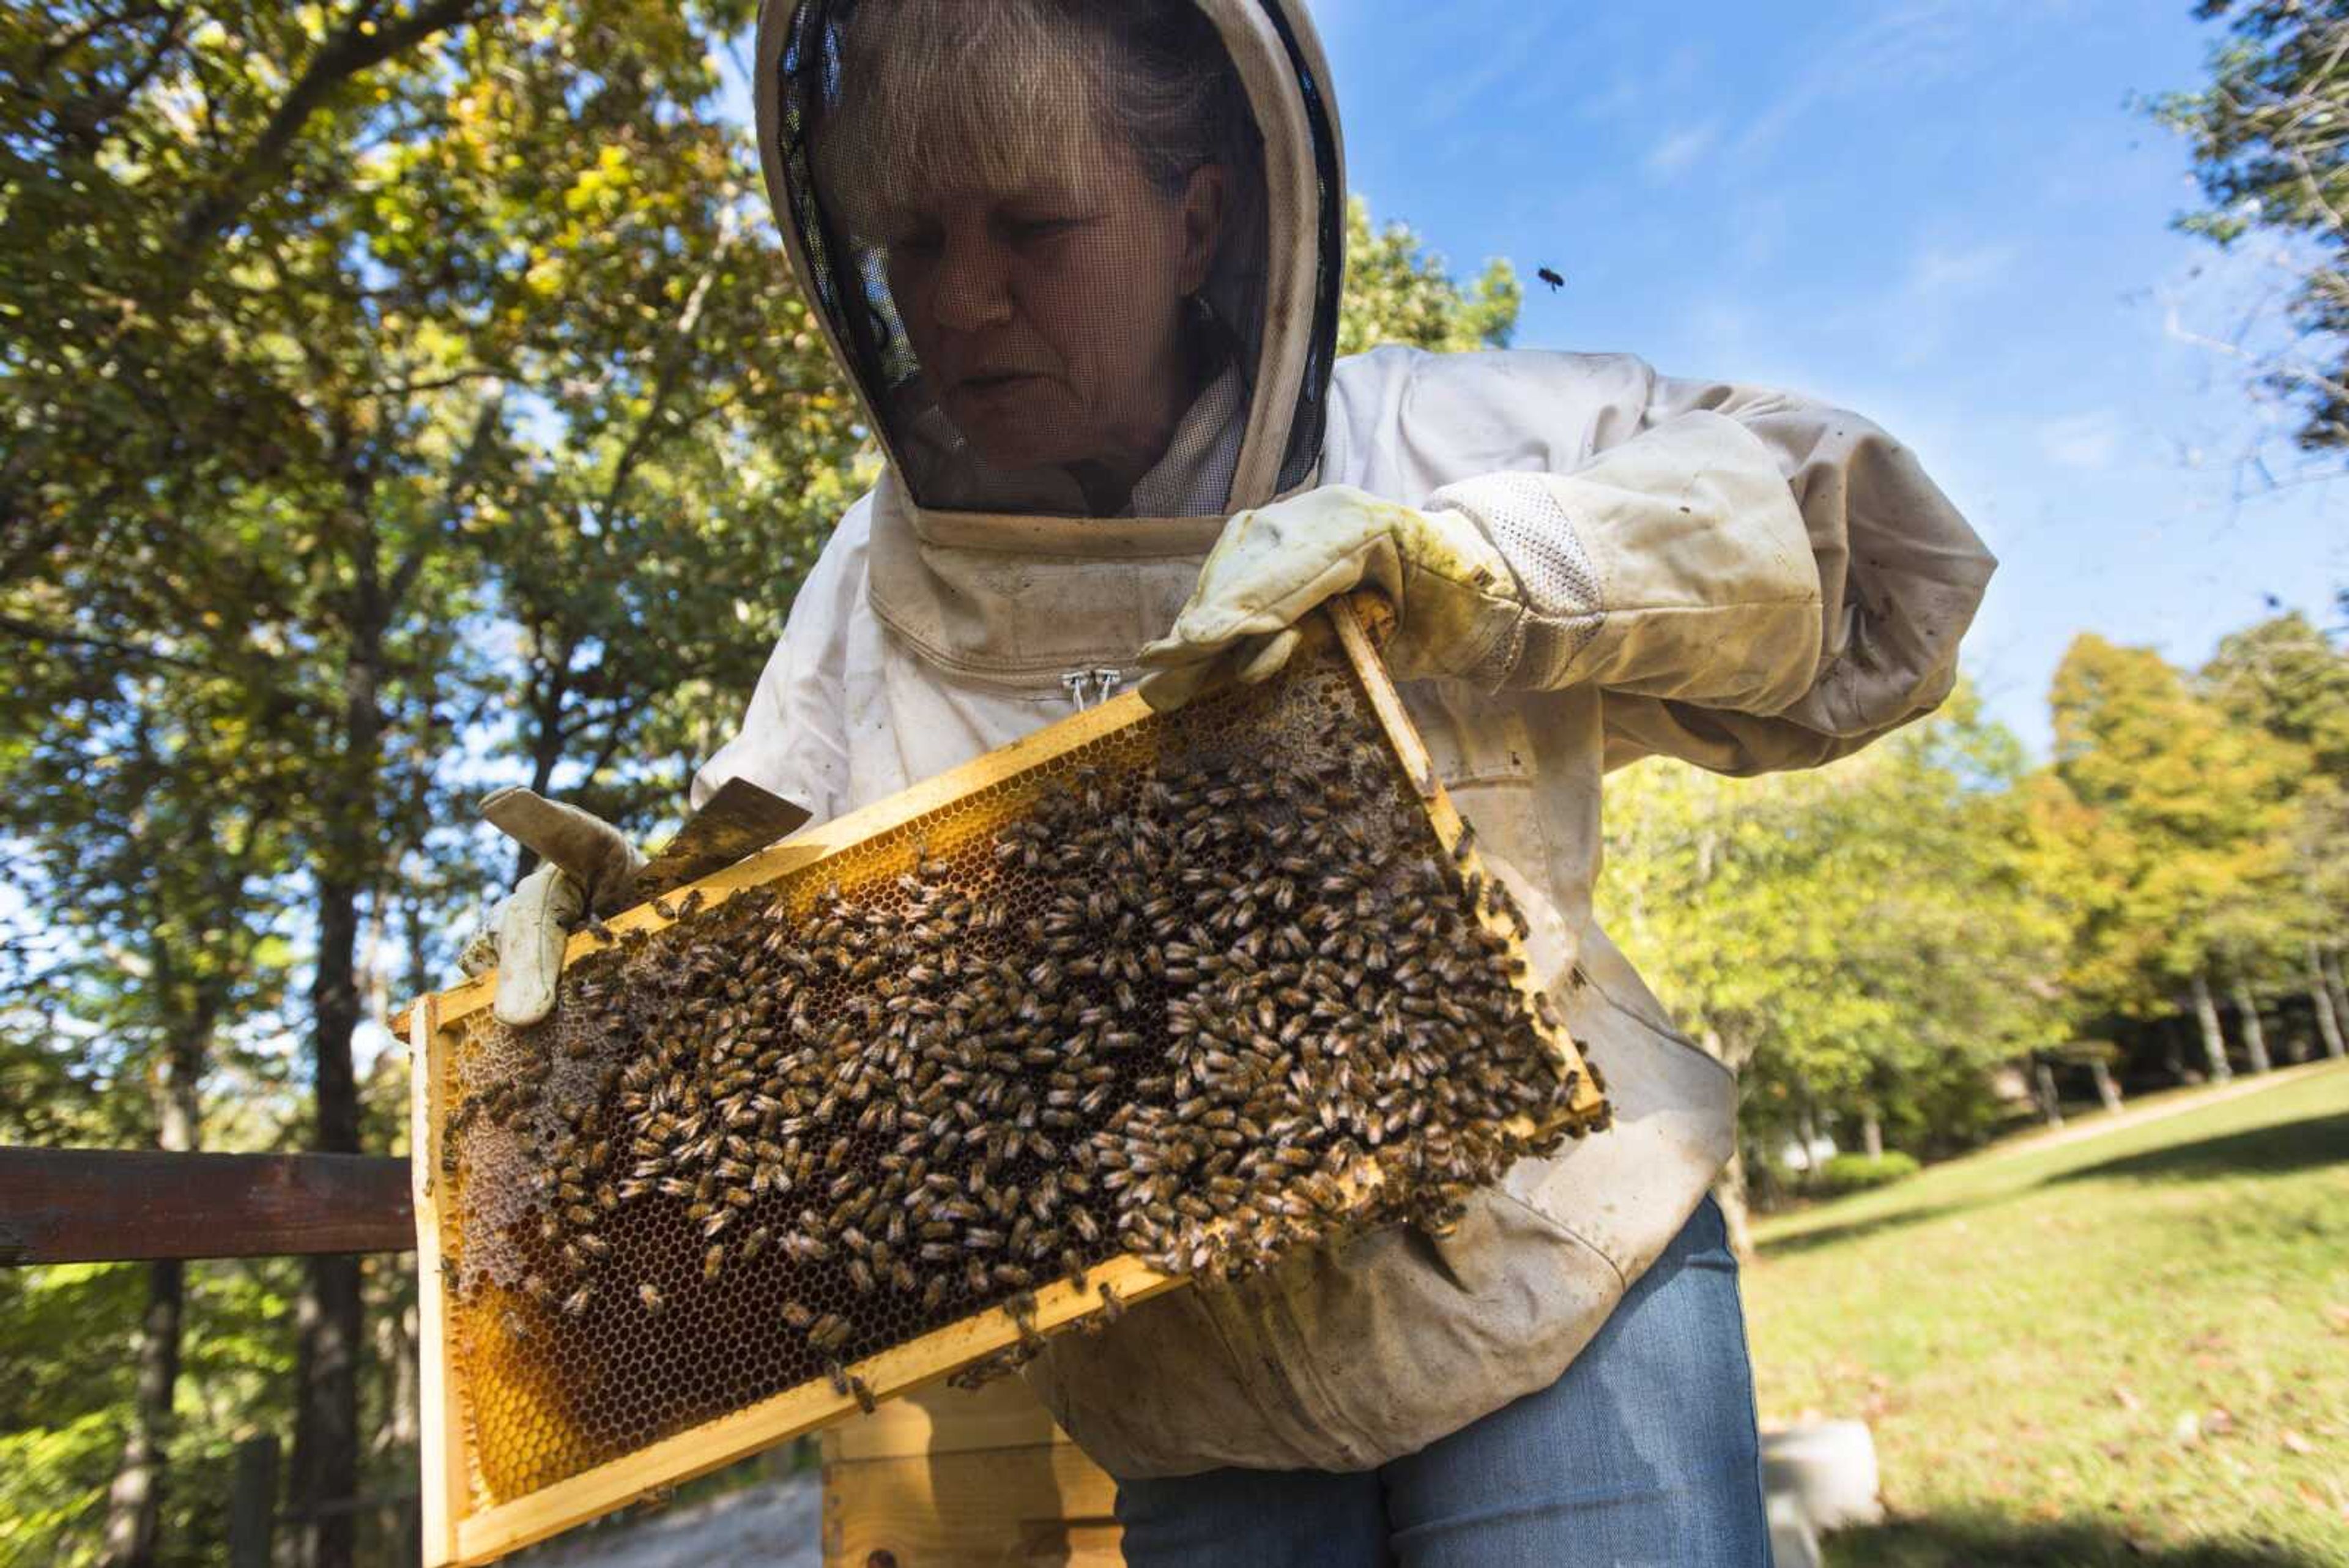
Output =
[
  {"x1": 1136, "y1": 485, "x2": 1527, "y2": 710},
  {"x1": 458, "y1": 788, "x2": 646, "y2": 1027}
]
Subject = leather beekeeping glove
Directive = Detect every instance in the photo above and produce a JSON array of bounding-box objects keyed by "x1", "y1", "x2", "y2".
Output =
[
  {"x1": 458, "y1": 788, "x2": 647, "y2": 1028},
  {"x1": 1137, "y1": 485, "x2": 1526, "y2": 710}
]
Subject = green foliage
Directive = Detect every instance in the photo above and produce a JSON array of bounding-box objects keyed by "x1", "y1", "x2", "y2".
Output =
[
  {"x1": 1, "y1": 1, "x2": 858, "y2": 1560},
  {"x1": 2040, "y1": 633, "x2": 2314, "y2": 1011},
  {"x1": 0, "y1": 1257, "x2": 297, "y2": 1568},
  {"x1": 2202, "y1": 614, "x2": 2349, "y2": 942},
  {"x1": 2151, "y1": 1, "x2": 2349, "y2": 450},
  {"x1": 1600, "y1": 686, "x2": 2067, "y2": 1164},
  {"x1": 1338, "y1": 196, "x2": 1520, "y2": 355},
  {"x1": 1811, "y1": 1150, "x2": 1921, "y2": 1197}
]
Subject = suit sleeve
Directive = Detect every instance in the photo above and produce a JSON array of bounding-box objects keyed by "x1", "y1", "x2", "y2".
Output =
[{"x1": 1418, "y1": 357, "x2": 1995, "y2": 773}]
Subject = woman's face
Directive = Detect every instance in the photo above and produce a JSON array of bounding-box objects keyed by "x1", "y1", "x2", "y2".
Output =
[{"x1": 880, "y1": 142, "x2": 1224, "y2": 488}]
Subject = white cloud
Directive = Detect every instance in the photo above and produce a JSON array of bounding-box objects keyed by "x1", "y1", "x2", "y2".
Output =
[
  {"x1": 1907, "y1": 241, "x2": 2021, "y2": 302},
  {"x1": 1730, "y1": 0, "x2": 2044, "y2": 164},
  {"x1": 2036, "y1": 410, "x2": 2125, "y2": 471},
  {"x1": 1412, "y1": 11, "x2": 1560, "y2": 128},
  {"x1": 1644, "y1": 120, "x2": 1721, "y2": 180}
]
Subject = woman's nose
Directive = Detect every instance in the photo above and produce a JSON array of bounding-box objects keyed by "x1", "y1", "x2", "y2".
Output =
[{"x1": 929, "y1": 233, "x2": 1015, "y2": 333}]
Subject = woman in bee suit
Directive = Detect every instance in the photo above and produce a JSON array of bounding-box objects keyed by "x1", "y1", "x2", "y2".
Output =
[{"x1": 472, "y1": 0, "x2": 1992, "y2": 1558}]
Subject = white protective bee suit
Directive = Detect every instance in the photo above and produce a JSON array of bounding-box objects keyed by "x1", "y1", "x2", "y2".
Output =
[{"x1": 720, "y1": 0, "x2": 1995, "y2": 1478}]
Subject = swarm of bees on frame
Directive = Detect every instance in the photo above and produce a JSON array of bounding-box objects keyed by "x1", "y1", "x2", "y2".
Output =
[{"x1": 435, "y1": 652, "x2": 1598, "y2": 1495}]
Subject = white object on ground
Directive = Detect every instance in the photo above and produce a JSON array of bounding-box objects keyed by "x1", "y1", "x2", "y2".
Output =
[
  {"x1": 1762, "y1": 1419, "x2": 1882, "y2": 1531},
  {"x1": 1767, "y1": 1490, "x2": 1824, "y2": 1568}
]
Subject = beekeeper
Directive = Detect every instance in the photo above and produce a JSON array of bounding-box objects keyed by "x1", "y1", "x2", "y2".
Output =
[{"x1": 472, "y1": 0, "x2": 1994, "y2": 1559}]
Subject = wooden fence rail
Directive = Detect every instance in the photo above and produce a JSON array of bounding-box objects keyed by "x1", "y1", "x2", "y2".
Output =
[{"x1": 0, "y1": 1148, "x2": 413, "y2": 1263}]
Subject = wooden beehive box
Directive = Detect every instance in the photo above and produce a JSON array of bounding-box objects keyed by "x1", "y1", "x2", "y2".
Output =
[
  {"x1": 819, "y1": 1378, "x2": 1121, "y2": 1568},
  {"x1": 404, "y1": 601, "x2": 1608, "y2": 1566}
]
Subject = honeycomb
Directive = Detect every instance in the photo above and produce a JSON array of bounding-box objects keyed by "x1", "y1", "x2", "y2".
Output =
[{"x1": 428, "y1": 640, "x2": 1595, "y2": 1510}]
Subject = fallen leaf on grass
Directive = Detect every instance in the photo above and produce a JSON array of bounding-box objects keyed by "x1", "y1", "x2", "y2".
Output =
[
  {"x1": 2172, "y1": 1411, "x2": 2202, "y2": 1446},
  {"x1": 2204, "y1": 1406, "x2": 2236, "y2": 1436},
  {"x1": 2279, "y1": 1429, "x2": 2314, "y2": 1455},
  {"x1": 2113, "y1": 1384, "x2": 2143, "y2": 1413}
]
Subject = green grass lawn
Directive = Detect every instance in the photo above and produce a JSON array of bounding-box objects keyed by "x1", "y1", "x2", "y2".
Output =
[{"x1": 1743, "y1": 1060, "x2": 2349, "y2": 1567}]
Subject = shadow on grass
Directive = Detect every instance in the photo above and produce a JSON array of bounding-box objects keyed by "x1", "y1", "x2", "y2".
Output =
[
  {"x1": 1825, "y1": 1512, "x2": 2336, "y2": 1568},
  {"x1": 2049, "y1": 1110, "x2": 2349, "y2": 1187},
  {"x1": 1755, "y1": 1203, "x2": 1965, "y2": 1260},
  {"x1": 1760, "y1": 1105, "x2": 2349, "y2": 1260}
]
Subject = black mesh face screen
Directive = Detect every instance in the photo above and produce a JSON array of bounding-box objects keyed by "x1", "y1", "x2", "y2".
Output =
[{"x1": 772, "y1": 0, "x2": 1302, "y2": 519}]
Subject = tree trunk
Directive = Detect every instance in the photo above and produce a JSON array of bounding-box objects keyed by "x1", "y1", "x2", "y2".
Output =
[
  {"x1": 2315, "y1": 944, "x2": 2348, "y2": 1060},
  {"x1": 2089, "y1": 1058, "x2": 2124, "y2": 1113},
  {"x1": 2321, "y1": 945, "x2": 2349, "y2": 1059},
  {"x1": 292, "y1": 473, "x2": 390, "y2": 1568},
  {"x1": 292, "y1": 875, "x2": 366, "y2": 1568},
  {"x1": 2161, "y1": 1018, "x2": 2188, "y2": 1083},
  {"x1": 2228, "y1": 976, "x2": 2273, "y2": 1074},
  {"x1": 1712, "y1": 1145, "x2": 1757, "y2": 1265},
  {"x1": 2189, "y1": 973, "x2": 2233, "y2": 1083},
  {"x1": 2033, "y1": 1060, "x2": 2064, "y2": 1128},
  {"x1": 100, "y1": 1264, "x2": 185, "y2": 1568},
  {"x1": 379, "y1": 1294, "x2": 420, "y2": 1457},
  {"x1": 1695, "y1": 1028, "x2": 1757, "y2": 1263},
  {"x1": 1861, "y1": 1112, "x2": 1883, "y2": 1160},
  {"x1": 100, "y1": 1011, "x2": 206, "y2": 1568}
]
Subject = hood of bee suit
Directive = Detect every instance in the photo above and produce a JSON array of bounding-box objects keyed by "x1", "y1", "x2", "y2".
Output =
[{"x1": 754, "y1": 0, "x2": 1347, "y2": 691}]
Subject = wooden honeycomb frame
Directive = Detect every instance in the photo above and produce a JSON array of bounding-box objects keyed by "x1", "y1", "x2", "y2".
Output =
[{"x1": 404, "y1": 600, "x2": 1608, "y2": 1566}]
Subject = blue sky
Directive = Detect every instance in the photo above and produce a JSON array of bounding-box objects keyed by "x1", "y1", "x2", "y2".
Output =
[{"x1": 1311, "y1": 0, "x2": 2343, "y2": 751}]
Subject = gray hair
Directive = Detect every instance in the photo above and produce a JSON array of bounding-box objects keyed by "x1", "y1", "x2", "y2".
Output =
[{"x1": 812, "y1": 0, "x2": 1264, "y2": 318}]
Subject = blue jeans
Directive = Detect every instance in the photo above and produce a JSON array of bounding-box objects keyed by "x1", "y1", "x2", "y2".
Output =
[{"x1": 1113, "y1": 1197, "x2": 1772, "y2": 1567}]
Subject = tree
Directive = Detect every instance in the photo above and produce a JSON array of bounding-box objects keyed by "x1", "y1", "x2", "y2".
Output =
[
  {"x1": 1339, "y1": 196, "x2": 1521, "y2": 355},
  {"x1": 2153, "y1": 1, "x2": 2349, "y2": 453},
  {"x1": 2046, "y1": 634, "x2": 2309, "y2": 1077},
  {"x1": 1, "y1": 4, "x2": 822, "y2": 1562},
  {"x1": 1600, "y1": 688, "x2": 2065, "y2": 1246},
  {"x1": 2202, "y1": 614, "x2": 2349, "y2": 1056},
  {"x1": 0, "y1": 660, "x2": 297, "y2": 1565}
]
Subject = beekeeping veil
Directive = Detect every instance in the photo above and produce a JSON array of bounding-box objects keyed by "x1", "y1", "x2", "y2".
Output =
[{"x1": 755, "y1": 0, "x2": 1343, "y2": 523}]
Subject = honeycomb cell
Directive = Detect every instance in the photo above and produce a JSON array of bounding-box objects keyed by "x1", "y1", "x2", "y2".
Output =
[{"x1": 429, "y1": 641, "x2": 1593, "y2": 1509}]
